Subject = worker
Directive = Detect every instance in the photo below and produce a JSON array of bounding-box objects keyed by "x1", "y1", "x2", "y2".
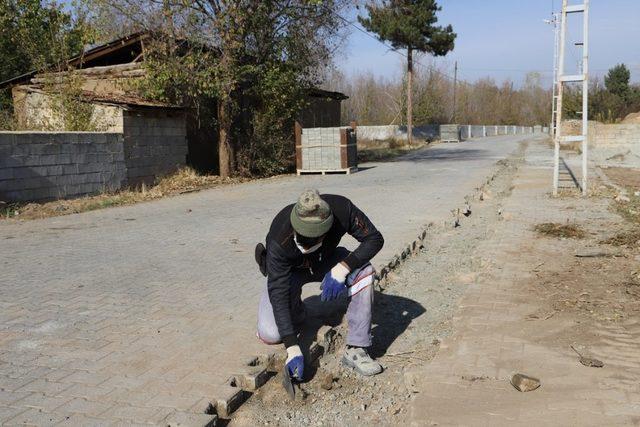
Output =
[{"x1": 255, "y1": 189, "x2": 385, "y2": 381}]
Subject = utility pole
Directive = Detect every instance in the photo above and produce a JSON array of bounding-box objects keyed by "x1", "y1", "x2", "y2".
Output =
[
  {"x1": 553, "y1": 0, "x2": 589, "y2": 196},
  {"x1": 545, "y1": 13, "x2": 561, "y2": 139},
  {"x1": 407, "y1": 47, "x2": 413, "y2": 146},
  {"x1": 452, "y1": 61, "x2": 458, "y2": 122}
]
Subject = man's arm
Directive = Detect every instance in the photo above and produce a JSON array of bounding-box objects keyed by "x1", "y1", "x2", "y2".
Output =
[
  {"x1": 266, "y1": 243, "x2": 297, "y2": 348},
  {"x1": 341, "y1": 200, "x2": 384, "y2": 270}
]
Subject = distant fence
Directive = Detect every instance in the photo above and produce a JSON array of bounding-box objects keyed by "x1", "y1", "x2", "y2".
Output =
[{"x1": 357, "y1": 123, "x2": 547, "y2": 143}]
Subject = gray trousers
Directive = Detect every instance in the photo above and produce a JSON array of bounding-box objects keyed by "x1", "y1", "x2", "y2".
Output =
[{"x1": 257, "y1": 247, "x2": 374, "y2": 347}]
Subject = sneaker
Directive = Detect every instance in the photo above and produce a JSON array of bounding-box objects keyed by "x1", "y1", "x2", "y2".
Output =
[
  {"x1": 255, "y1": 243, "x2": 267, "y2": 277},
  {"x1": 342, "y1": 347, "x2": 383, "y2": 376}
]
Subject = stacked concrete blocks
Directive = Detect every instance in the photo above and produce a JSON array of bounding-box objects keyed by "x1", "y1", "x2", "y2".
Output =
[
  {"x1": 440, "y1": 124, "x2": 460, "y2": 143},
  {"x1": 0, "y1": 132, "x2": 126, "y2": 202},
  {"x1": 297, "y1": 125, "x2": 357, "y2": 174}
]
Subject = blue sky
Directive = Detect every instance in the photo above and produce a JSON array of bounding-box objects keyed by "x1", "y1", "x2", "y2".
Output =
[{"x1": 340, "y1": 0, "x2": 640, "y2": 86}]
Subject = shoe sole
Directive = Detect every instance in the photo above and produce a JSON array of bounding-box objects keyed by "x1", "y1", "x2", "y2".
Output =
[{"x1": 341, "y1": 355, "x2": 382, "y2": 376}]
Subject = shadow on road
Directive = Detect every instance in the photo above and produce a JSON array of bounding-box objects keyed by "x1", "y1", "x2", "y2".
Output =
[
  {"x1": 394, "y1": 147, "x2": 490, "y2": 163},
  {"x1": 298, "y1": 290, "x2": 426, "y2": 375}
]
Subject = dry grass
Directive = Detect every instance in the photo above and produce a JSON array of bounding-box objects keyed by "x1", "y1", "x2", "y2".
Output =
[
  {"x1": 601, "y1": 229, "x2": 640, "y2": 247},
  {"x1": 534, "y1": 222, "x2": 587, "y2": 239},
  {"x1": 1, "y1": 167, "x2": 248, "y2": 221},
  {"x1": 612, "y1": 191, "x2": 640, "y2": 226}
]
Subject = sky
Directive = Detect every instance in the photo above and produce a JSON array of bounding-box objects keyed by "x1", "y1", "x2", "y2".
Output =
[{"x1": 340, "y1": 0, "x2": 640, "y2": 87}]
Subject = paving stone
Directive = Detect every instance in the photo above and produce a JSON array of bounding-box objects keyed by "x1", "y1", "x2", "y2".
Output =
[
  {"x1": 55, "y1": 398, "x2": 113, "y2": 417},
  {"x1": 106, "y1": 404, "x2": 174, "y2": 424},
  {"x1": 163, "y1": 410, "x2": 217, "y2": 427},
  {"x1": 10, "y1": 392, "x2": 72, "y2": 412},
  {"x1": 2, "y1": 408, "x2": 66, "y2": 426},
  {"x1": 0, "y1": 407, "x2": 26, "y2": 424}
]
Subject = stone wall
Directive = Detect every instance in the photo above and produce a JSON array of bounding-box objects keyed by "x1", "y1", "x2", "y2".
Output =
[
  {"x1": 12, "y1": 88, "x2": 124, "y2": 132},
  {"x1": 122, "y1": 109, "x2": 188, "y2": 187},
  {"x1": 590, "y1": 122, "x2": 640, "y2": 165},
  {"x1": 558, "y1": 120, "x2": 640, "y2": 166},
  {"x1": 357, "y1": 124, "x2": 440, "y2": 142},
  {"x1": 357, "y1": 124, "x2": 538, "y2": 143},
  {"x1": 0, "y1": 132, "x2": 126, "y2": 202}
]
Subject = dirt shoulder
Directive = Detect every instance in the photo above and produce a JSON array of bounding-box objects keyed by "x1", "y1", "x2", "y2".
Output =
[{"x1": 407, "y1": 143, "x2": 640, "y2": 424}]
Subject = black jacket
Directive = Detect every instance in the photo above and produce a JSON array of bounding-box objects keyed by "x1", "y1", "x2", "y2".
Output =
[{"x1": 265, "y1": 194, "x2": 384, "y2": 348}]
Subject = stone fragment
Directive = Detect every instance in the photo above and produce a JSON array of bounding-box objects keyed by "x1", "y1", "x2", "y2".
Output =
[
  {"x1": 579, "y1": 357, "x2": 604, "y2": 368},
  {"x1": 510, "y1": 373, "x2": 540, "y2": 392},
  {"x1": 321, "y1": 373, "x2": 334, "y2": 390},
  {"x1": 215, "y1": 385, "x2": 249, "y2": 417},
  {"x1": 235, "y1": 366, "x2": 269, "y2": 391}
]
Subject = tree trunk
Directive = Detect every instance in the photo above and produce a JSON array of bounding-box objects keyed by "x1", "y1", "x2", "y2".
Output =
[
  {"x1": 218, "y1": 97, "x2": 234, "y2": 178},
  {"x1": 407, "y1": 47, "x2": 413, "y2": 146}
]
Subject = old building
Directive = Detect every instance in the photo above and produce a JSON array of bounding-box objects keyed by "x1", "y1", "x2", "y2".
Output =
[{"x1": 1, "y1": 32, "x2": 347, "y2": 175}]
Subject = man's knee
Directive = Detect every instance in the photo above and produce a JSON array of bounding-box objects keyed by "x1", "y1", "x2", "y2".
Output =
[{"x1": 257, "y1": 323, "x2": 281, "y2": 345}]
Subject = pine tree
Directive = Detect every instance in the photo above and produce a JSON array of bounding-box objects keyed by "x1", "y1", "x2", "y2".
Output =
[{"x1": 359, "y1": 0, "x2": 455, "y2": 145}]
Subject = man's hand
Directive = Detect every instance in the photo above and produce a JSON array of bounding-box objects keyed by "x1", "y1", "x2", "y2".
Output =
[
  {"x1": 285, "y1": 345, "x2": 304, "y2": 381},
  {"x1": 320, "y1": 262, "x2": 350, "y2": 302}
]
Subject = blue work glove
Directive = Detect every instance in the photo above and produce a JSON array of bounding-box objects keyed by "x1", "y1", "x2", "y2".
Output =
[
  {"x1": 285, "y1": 345, "x2": 304, "y2": 381},
  {"x1": 320, "y1": 263, "x2": 350, "y2": 302}
]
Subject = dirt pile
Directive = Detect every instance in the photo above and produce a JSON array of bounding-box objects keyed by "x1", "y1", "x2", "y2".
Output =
[{"x1": 621, "y1": 111, "x2": 640, "y2": 124}]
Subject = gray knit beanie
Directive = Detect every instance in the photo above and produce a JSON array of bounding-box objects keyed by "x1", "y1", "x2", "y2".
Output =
[{"x1": 290, "y1": 189, "x2": 334, "y2": 237}]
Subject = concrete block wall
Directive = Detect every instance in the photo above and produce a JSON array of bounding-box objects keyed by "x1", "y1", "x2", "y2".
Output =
[
  {"x1": 358, "y1": 123, "x2": 541, "y2": 143},
  {"x1": 0, "y1": 132, "x2": 125, "y2": 202},
  {"x1": 590, "y1": 122, "x2": 640, "y2": 165},
  {"x1": 122, "y1": 109, "x2": 188, "y2": 187},
  {"x1": 356, "y1": 124, "x2": 439, "y2": 142}
]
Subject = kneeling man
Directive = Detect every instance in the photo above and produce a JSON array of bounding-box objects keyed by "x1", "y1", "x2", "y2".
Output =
[{"x1": 255, "y1": 189, "x2": 384, "y2": 381}]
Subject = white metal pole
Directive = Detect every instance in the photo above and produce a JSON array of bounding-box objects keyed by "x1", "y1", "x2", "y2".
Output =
[
  {"x1": 549, "y1": 13, "x2": 560, "y2": 139},
  {"x1": 582, "y1": 0, "x2": 589, "y2": 196},
  {"x1": 554, "y1": 0, "x2": 569, "y2": 196}
]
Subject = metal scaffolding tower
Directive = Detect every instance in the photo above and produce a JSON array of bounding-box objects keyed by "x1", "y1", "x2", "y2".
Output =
[{"x1": 553, "y1": 0, "x2": 590, "y2": 196}]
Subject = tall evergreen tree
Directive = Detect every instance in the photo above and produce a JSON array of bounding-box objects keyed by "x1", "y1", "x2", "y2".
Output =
[
  {"x1": 604, "y1": 63, "x2": 631, "y2": 100},
  {"x1": 359, "y1": 0, "x2": 455, "y2": 144}
]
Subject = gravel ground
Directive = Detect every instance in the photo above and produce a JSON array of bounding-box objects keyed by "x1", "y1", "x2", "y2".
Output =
[{"x1": 229, "y1": 144, "x2": 527, "y2": 426}]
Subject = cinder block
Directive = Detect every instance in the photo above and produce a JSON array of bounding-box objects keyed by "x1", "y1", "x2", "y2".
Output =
[
  {"x1": 77, "y1": 163, "x2": 104, "y2": 174},
  {"x1": 0, "y1": 155, "x2": 25, "y2": 168},
  {"x1": 63, "y1": 164, "x2": 79, "y2": 175},
  {"x1": 13, "y1": 167, "x2": 47, "y2": 179},
  {"x1": 46, "y1": 165, "x2": 64, "y2": 176},
  {"x1": 0, "y1": 168, "x2": 13, "y2": 180},
  {"x1": 0, "y1": 133, "x2": 16, "y2": 145},
  {"x1": 57, "y1": 154, "x2": 73, "y2": 164}
]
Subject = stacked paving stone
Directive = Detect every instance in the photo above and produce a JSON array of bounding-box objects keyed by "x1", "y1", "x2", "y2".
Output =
[
  {"x1": 300, "y1": 127, "x2": 355, "y2": 171},
  {"x1": 0, "y1": 132, "x2": 126, "y2": 202}
]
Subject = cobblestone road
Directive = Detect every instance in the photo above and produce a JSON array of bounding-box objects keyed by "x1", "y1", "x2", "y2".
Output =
[{"x1": 0, "y1": 134, "x2": 542, "y2": 425}]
